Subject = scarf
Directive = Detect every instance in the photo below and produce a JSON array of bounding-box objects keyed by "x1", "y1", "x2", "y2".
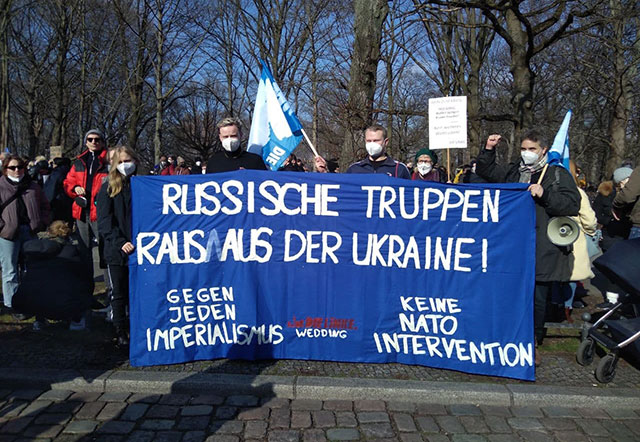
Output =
[{"x1": 518, "y1": 153, "x2": 548, "y2": 184}]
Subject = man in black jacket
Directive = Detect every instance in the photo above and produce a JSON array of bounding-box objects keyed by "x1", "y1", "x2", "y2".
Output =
[
  {"x1": 206, "y1": 118, "x2": 266, "y2": 173},
  {"x1": 476, "y1": 131, "x2": 580, "y2": 363}
]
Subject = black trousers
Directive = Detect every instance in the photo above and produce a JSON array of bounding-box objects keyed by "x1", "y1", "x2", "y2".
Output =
[
  {"x1": 107, "y1": 264, "x2": 129, "y2": 332},
  {"x1": 534, "y1": 282, "x2": 552, "y2": 345}
]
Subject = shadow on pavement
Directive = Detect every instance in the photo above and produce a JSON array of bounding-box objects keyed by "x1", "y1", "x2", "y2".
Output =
[{"x1": 0, "y1": 322, "x2": 278, "y2": 440}]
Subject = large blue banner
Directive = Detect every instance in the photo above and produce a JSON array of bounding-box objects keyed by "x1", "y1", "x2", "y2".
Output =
[{"x1": 130, "y1": 171, "x2": 536, "y2": 380}]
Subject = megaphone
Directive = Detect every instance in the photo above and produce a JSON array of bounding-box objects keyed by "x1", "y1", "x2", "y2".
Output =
[{"x1": 547, "y1": 216, "x2": 580, "y2": 246}]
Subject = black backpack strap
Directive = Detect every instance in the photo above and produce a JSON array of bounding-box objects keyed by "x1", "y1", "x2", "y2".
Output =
[{"x1": 0, "y1": 186, "x2": 27, "y2": 216}]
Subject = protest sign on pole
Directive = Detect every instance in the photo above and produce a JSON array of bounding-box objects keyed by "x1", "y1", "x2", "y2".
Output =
[
  {"x1": 429, "y1": 96, "x2": 468, "y2": 181},
  {"x1": 128, "y1": 172, "x2": 537, "y2": 381},
  {"x1": 428, "y1": 96, "x2": 468, "y2": 150}
]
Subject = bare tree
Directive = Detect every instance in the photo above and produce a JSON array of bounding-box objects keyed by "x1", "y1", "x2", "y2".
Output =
[
  {"x1": 339, "y1": 0, "x2": 389, "y2": 170},
  {"x1": 167, "y1": 87, "x2": 222, "y2": 161},
  {"x1": 424, "y1": 1, "x2": 596, "y2": 159},
  {"x1": 0, "y1": 0, "x2": 12, "y2": 151},
  {"x1": 402, "y1": 2, "x2": 495, "y2": 159},
  {"x1": 45, "y1": 0, "x2": 82, "y2": 148},
  {"x1": 113, "y1": 0, "x2": 154, "y2": 152},
  {"x1": 148, "y1": 0, "x2": 206, "y2": 162},
  {"x1": 603, "y1": 0, "x2": 639, "y2": 175}
]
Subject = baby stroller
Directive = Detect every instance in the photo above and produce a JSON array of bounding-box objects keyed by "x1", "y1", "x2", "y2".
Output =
[{"x1": 576, "y1": 238, "x2": 640, "y2": 383}]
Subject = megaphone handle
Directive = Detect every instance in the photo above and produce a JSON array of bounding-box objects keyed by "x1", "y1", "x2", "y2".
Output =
[{"x1": 536, "y1": 164, "x2": 549, "y2": 185}]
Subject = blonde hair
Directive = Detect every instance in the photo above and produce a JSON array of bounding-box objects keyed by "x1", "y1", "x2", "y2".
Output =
[
  {"x1": 47, "y1": 220, "x2": 71, "y2": 238},
  {"x1": 217, "y1": 117, "x2": 242, "y2": 135},
  {"x1": 107, "y1": 145, "x2": 139, "y2": 197}
]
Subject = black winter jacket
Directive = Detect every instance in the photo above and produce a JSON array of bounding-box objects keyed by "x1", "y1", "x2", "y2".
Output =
[
  {"x1": 476, "y1": 148, "x2": 581, "y2": 282},
  {"x1": 96, "y1": 178, "x2": 132, "y2": 266}
]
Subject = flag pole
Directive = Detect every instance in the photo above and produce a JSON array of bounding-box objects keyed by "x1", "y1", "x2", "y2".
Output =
[{"x1": 300, "y1": 128, "x2": 319, "y2": 157}]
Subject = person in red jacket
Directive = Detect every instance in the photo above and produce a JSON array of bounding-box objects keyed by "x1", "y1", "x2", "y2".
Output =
[
  {"x1": 64, "y1": 129, "x2": 108, "y2": 233},
  {"x1": 63, "y1": 130, "x2": 109, "y2": 329}
]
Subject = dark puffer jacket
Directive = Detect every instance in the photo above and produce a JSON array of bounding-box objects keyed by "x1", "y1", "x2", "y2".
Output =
[
  {"x1": 476, "y1": 148, "x2": 581, "y2": 282},
  {"x1": 96, "y1": 178, "x2": 132, "y2": 266}
]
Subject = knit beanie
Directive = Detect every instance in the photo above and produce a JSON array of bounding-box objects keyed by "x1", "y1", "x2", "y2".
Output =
[
  {"x1": 415, "y1": 148, "x2": 437, "y2": 164},
  {"x1": 83, "y1": 129, "x2": 105, "y2": 147},
  {"x1": 613, "y1": 167, "x2": 633, "y2": 184}
]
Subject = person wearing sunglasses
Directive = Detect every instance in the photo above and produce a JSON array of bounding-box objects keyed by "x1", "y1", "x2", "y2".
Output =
[
  {"x1": 63, "y1": 129, "x2": 109, "y2": 329},
  {"x1": 0, "y1": 155, "x2": 50, "y2": 319}
]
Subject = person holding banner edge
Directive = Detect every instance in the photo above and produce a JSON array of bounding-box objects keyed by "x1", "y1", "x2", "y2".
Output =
[
  {"x1": 476, "y1": 132, "x2": 580, "y2": 365},
  {"x1": 206, "y1": 117, "x2": 267, "y2": 173},
  {"x1": 346, "y1": 124, "x2": 411, "y2": 178},
  {"x1": 97, "y1": 146, "x2": 139, "y2": 347}
]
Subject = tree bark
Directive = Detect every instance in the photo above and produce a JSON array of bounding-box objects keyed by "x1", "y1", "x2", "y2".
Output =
[
  {"x1": 339, "y1": 0, "x2": 389, "y2": 170},
  {"x1": 0, "y1": 0, "x2": 10, "y2": 153},
  {"x1": 605, "y1": 0, "x2": 637, "y2": 176},
  {"x1": 153, "y1": 0, "x2": 165, "y2": 164},
  {"x1": 504, "y1": 8, "x2": 533, "y2": 159}
]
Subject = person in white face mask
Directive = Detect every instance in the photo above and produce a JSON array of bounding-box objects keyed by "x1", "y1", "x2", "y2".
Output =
[
  {"x1": 96, "y1": 146, "x2": 139, "y2": 347},
  {"x1": 475, "y1": 131, "x2": 581, "y2": 365},
  {"x1": 206, "y1": 117, "x2": 267, "y2": 173},
  {"x1": 346, "y1": 124, "x2": 411, "y2": 178},
  {"x1": 0, "y1": 155, "x2": 50, "y2": 318},
  {"x1": 411, "y1": 148, "x2": 441, "y2": 182}
]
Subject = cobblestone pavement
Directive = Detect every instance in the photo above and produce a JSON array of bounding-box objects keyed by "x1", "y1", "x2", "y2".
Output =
[{"x1": 1, "y1": 388, "x2": 640, "y2": 441}]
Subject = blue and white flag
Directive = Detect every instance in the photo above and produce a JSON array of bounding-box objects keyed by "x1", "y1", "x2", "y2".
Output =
[
  {"x1": 547, "y1": 110, "x2": 571, "y2": 170},
  {"x1": 247, "y1": 61, "x2": 303, "y2": 171}
]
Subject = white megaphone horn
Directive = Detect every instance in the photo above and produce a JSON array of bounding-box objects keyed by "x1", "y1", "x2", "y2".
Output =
[{"x1": 547, "y1": 216, "x2": 580, "y2": 247}]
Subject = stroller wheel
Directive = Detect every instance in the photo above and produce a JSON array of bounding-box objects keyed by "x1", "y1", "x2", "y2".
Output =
[
  {"x1": 576, "y1": 339, "x2": 595, "y2": 366},
  {"x1": 595, "y1": 353, "x2": 617, "y2": 383}
]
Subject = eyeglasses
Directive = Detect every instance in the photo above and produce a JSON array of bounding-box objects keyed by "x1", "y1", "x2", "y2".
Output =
[
  {"x1": 87, "y1": 137, "x2": 102, "y2": 142},
  {"x1": 6, "y1": 165, "x2": 25, "y2": 171}
]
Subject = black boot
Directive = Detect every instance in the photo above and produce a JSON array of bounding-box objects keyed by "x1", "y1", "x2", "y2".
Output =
[{"x1": 115, "y1": 327, "x2": 129, "y2": 347}]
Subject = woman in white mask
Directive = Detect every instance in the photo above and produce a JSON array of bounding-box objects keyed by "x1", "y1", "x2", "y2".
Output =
[
  {"x1": 97, "y1": 146, "x2": 139, "y2": 347},
  {"x1": 0, "y1": 154, "x2": 50, "y2": 319},
  {"x1": 411, "y1": 148, "x2": 441, "y2": 182}
]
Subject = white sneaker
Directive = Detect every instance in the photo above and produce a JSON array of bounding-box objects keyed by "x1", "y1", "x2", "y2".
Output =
[
  {"x1": 69, "y1": 316, "x2": 86, "y2": 331},
  {"x1": 33, "y1": 319, "x2": 48, "y2": 331}
]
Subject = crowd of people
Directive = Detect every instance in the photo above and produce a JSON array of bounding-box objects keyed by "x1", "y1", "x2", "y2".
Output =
[{"x1": 1, "y1": 117, "x2": 639, "y2": 358}]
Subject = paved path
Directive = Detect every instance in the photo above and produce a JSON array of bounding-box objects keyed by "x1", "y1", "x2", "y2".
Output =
[{"x1": 2, "y1": 387, "x2": 640, "y2": 441}]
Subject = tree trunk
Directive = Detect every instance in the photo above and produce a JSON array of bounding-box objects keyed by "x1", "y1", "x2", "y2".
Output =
[
  {"x1": 0, "y1": 0, "x2": 12, "y2": 152},
  {"x1": 605, "y1": 0, "x2": 636, "y2": 177},
  {"x1": 505, "y1": 8, "x2": 533, "y2": 160},
  {"x1": 26, "y1": 81, "x2": 39, "y2": 159},
  {"x1": 77, "y1": 0, "x2": 87, "y2": 150},
  {"x1": 386, "y1": 56, "x2": 394, "y2": 157},
  {"x1": 153, "y1": 1, "x2": 165, "y2": 163},
  {"x1": 339, "y1": 0, "x2": 389, "y2": 170}
]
